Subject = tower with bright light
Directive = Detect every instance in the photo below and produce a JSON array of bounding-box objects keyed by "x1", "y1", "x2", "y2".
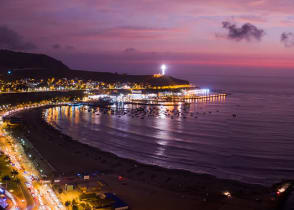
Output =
[{"x1": 161, "y1": 64, "x2": 167, "y2": 75}]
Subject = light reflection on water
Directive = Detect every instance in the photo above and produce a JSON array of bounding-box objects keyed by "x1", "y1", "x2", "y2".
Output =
[{"x1": 43, "y1": 92, "x2": 294, "y2": 185}]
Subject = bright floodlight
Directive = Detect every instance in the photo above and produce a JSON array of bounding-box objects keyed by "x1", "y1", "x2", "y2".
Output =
[{"x1": 161, "y1": 64, "x2": 167, "y2": 75}]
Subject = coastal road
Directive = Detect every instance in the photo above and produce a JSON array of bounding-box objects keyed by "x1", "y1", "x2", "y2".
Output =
[{"x1": 0, "y1": 106, "x2": 65, "y2": 210}]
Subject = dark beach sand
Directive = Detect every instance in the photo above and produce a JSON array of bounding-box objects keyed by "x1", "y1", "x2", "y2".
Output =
[{"x1": 12, "y1": 107, "x2": 277, "y2": 210}]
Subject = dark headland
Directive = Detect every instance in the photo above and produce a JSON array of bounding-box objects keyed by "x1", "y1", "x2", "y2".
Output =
[{"x1": 0, "y1": 49, "x2": 189, "y2": 87}]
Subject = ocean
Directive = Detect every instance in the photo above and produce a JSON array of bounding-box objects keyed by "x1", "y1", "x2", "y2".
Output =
[{"x1": 44, "y1": 71, "x2": 294, "y2": 185}]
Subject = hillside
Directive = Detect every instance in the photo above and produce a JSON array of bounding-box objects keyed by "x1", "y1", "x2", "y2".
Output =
[
  {"x1": 0, "y1": 50, "x2": 189, "y2": 86},
  {"x1": 0, "y1": 50, "x2": 69, "y2": 72}
]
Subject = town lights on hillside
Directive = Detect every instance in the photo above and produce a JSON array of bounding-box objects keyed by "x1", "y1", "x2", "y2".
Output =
[{"x1": 161, "y1": 64, "x2": 167, "y2": 75}]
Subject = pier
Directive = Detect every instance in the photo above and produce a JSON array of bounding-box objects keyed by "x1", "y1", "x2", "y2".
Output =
[{"x1": 125, "y1": 93, "x2": 227, "y2": 106}]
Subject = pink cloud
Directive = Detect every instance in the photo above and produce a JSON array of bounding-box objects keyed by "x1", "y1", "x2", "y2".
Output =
[{"x1": 71, "y1": 26, "x2": 188, "y2": 41}]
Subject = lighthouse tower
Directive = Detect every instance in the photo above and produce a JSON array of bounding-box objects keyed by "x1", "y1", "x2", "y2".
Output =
[{"x1": 161, "y1": 64, "x2": 167, "y2": 75}]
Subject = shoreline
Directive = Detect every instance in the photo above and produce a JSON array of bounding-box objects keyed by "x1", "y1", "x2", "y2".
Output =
[{"x1": 11, "y1": 106, "x2": 277, "y2": 210}]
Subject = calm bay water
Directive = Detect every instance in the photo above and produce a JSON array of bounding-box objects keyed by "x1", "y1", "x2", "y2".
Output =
[{"x1": 44, "y1": 73, "x2": 294, "y2": 185}]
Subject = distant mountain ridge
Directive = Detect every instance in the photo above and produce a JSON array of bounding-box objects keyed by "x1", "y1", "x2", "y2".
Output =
[
  {"x1": 0, "y1": 50, "x2": 189, "y2": 86},
  {"x1": 0, "y1": 49, "x2": 69, "y2": 72}
]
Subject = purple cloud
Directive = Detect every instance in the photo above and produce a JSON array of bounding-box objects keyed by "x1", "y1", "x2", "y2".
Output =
[
  {"x1": 221, "y1": 21, "x2": 265, "y2": 41},
  {"x1": 0, "y1": 26, "x2": 37, "y2": 50},
  {"x1": 281, "y1": 32, "x2": 294, "y2": 47},
  {"x1": 123, "y1": 48, "x2": 137, "y2": 53},
  {"x1": 52, "y1": 44, "x2": 61, "y2": 49}
]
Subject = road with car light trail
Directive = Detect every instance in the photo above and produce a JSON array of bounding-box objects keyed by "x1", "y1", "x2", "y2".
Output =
[{"x1": 0, "y1": 103, "x2": 66, "y2": 209}]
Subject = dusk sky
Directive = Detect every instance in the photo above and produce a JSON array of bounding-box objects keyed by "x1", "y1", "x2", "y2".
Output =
[{"x1": 1, "y1": 0, "x2": 294, "y2": 74}]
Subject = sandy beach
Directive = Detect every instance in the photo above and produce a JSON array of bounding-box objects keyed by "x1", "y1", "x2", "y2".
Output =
[{"x1": 11, "y1": 107, "x2": 277, "y2": 210}]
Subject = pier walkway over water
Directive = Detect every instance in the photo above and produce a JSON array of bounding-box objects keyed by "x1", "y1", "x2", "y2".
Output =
[{"x1": 125, "y1": 93, "x2": 227, "y2": 106}]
